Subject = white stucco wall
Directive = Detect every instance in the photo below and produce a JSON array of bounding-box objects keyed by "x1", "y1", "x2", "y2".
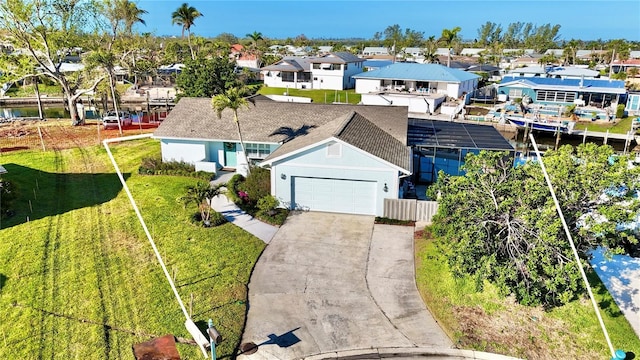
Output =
[
  {"x1": 160, "y1": 139, "x2": 207, "y2": 164},
  {"x1": 360, "y1": 93, "x2": 445, "y2": 114},
  {"x1": 269, "y1": 140, "x2": 403, "y2": 216},
  {"x1": 355, "y1": 78, "x2": 382, "y2": 93},
  {"x1": 312, "y1": 74, "x2": 345, "y2": 90},
  {"x1": 262, "y1": 72, "x2": 312, "y2": 89},
  {"x1": 446, "y1": 83, "x2": 461, "y2": 98}
]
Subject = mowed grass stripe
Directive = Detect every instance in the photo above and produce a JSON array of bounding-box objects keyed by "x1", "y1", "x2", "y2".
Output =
[{"x1": 0, "y1": 139, "x2": 265, "y2": 359}]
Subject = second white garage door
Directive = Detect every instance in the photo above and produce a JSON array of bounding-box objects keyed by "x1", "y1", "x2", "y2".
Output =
[{"x1": 292, "y1": 177, "x2": 377, "y2": 215}]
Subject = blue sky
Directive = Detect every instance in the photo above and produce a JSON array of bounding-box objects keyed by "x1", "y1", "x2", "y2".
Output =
[{"x1": 135, "y1": 0, "x2": 640, "y2": 42}]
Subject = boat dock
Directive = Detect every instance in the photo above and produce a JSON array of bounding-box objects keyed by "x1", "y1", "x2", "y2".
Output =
[{"x1": 569, "y1": 128, "x2": 635, "y2": 142}]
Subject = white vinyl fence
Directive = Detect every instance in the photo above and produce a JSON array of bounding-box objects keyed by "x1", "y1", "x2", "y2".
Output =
[{"x1": 383, "y1": 199, "x2": 439, "y2": 222}]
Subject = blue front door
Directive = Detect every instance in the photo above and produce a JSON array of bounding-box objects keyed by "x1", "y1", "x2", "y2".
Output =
[{"x1": 224, "y1": 142, "x2": 237, "y2": 167}]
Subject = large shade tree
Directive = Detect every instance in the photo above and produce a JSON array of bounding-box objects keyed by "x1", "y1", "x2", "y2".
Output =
[
  {"x1": 171, "y1": 2, "x2": 202, "y2": 60},
  {"x1": 0, "y1": 0, "x2": 105, "y2": 125},
  {"x1": 429, "y1": 145, "x2": 640, "y2": 306},
  {"x1": 175, "y1": 56, "x2": 238, "y2": 98}
]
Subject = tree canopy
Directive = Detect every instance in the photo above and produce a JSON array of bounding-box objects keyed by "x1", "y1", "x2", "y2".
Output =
[
  {"x1": 428, "y1": 145, "x2": 640, "y2": 306},
  {"x1": 175, "y1": 56, "x2": 238, "y2": 98}
]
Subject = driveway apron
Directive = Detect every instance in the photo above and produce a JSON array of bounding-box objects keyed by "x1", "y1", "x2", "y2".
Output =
[{"x1": 240, "y1": 212, "x2": 451, "y2": 359}]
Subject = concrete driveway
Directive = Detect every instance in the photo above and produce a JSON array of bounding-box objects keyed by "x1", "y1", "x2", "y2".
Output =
[{"x1": 239, "y1": 211, "x2": 451, "y2": 359}]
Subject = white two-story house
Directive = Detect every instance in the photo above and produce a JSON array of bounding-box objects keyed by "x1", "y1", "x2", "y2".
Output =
[{"x1": 261, "y1": 52, "x2": 364, "y2": 90}]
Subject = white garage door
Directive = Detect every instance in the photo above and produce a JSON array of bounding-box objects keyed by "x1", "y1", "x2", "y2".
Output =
[{"x1": 292, "y1": 177, "x2": 377, "y2": 215}]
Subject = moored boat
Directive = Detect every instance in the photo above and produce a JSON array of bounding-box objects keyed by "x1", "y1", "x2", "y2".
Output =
[{"x1": 507, "y1": 115, "x2": 576, "y2": 134}]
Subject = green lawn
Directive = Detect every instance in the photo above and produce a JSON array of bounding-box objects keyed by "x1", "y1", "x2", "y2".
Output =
[
  {"x1": 415, "y1": 234, "x2": 640, "y2": 359},
  {"x1": 257, "y1": 86, "x2": 361, "y2": 104},
  {"x1": 0, "y1": 140, "x2": 265, "y2": 359},
  {"x1": 574, "y1": 116, "x2": 637, "y2": 134}
]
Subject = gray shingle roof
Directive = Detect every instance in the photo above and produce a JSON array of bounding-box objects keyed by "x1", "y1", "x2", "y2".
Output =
[
  {"x1": 261, "y1": 57, "x2": 308, "y2": 72},
  {"x1": 264, "y1": 111, "x2": 410, "y2": 172},
  {"x1": 153, "y1": 98, "x2": 408, "y2": 145}
]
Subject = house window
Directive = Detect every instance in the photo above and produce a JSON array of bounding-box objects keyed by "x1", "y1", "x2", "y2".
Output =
[
  {"x1": 327, "y1": 142, "x2": 341, "y2": 157},
  {"x1": 244, "y1": 143, "x2": 271, "y2": 159},
  {"x1": 281, "y1": 72, "x2": 295, "y2": 82},
  {"x1": 313, "y1": 63, "x2": 320, "y2": 69},
  {"x1": 344, "y1": 64, "x2": 348, "y2": 70},
  {"x1": 536, "y1": 90, "x2": 576, "y2": 103},
  {"x1": 508, "y1": 88, "x2": 523, "y2": 98}
]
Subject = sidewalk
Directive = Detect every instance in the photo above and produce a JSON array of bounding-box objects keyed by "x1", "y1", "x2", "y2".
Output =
[
  {"x1": 209, "y1": 194, "x2": 278, "y2": 244},
  {"x1": 590, "y1": 248, "x2": 640, "y2": 338}
]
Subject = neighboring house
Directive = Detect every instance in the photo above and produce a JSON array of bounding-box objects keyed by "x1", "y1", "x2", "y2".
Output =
[
  {"x1": 230, "y1": 44, "x2": 260, "y2": 69},
  {"x1": 611, "y1": 59, "x2": 640, "y2": 75},
  {"x1": 498, "y1": 77, "x2": 627, "y2": 107},
  {"x1": 507, "y1": 54, "x2": 545, "y2": 69},
  {"x1": 153, "y1": 98, "x2": 410, "y2": 216},
  {"x1": 544, "y1": 49, "x2": 564, "y2": 57},
  {"x1": 363, "y1": 60, "x2": 394, "y2": 71},
  {"x1": 461, "y1": 48, "x2": 486, "y2": 57},
  {"x1": 354, "y1": 63, "x2": 480, "y2": 114},
  {"x1": 317, "y1": 46, "x2": 332, "y2": 54},
  {"x1": 402, "y1": 47, "x2": 423, "y2": 59},
  {"x1": 362, "y1": 47, "x2": 389, "y2": 57},
  {"x1": 466, "y1": 64, "x2": 501, "y2": 81},
  {"x1": 261, "y1": 52, "x2": 364, "y2": 90},
  {"x1": 354, "y1": 63, "x2": 480, "y2": 98},
  {"x1": 504, "y1": 66, "x2": 600, "y2": 79}
]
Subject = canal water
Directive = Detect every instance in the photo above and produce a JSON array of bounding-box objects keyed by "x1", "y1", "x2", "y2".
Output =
[
  {"x1": 0, "y1": 105, "x2": 157, "y2": 121},
  {"x1": 512, "y1": 128, "x2": 630, "y2": 153},
  {"x1": 1, "y1": 105, "x2": 633, "y2": 152}
]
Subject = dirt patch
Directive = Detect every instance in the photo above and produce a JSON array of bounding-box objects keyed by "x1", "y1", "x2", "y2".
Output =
[
  {"x1": 465, "y1": 106, "x2": 491, "y2": 116},
  {"x1": 0, "y1": 119, "x2": 159, "y2": 152},
  {"x1": 453, "y1": 299, "x2": 600, "y2": 360}
]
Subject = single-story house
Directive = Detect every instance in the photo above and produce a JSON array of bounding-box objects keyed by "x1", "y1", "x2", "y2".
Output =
[
  {"x1": 611, "y1": 59, "x2": 640, "y2": 75},
  {"x1": 353, "y1": 63, "x2": 481, "y2": 113},
  {"x1": 261, "y1": 111, "x2": 411, "y2": 215},
  {"x1": 261, "y1": 52, "x2": 364, "y2": 90},
  {"x1": 354, "y1": 63, "x2": 480, "y2": 98},
  {"x1": 504, "y1": 66, "x2": 600, "y2": 79},
  {"x1": 363, "y1": 60, "x2": 394, "y2": 71},
  {"x1": 498, "y1": 77, "x2": 627, "y2": 107},
  {"x1": 461, "y1": 48, "x2": 486, "y2": 57},
  {"x1": 362, "y1": 47, "x2": 389, "y2": 57},
  {"x1": 153, "y1": 98, "x2": 410, "y2": 216}
]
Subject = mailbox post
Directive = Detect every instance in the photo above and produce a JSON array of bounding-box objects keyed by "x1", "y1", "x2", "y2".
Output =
[{"x1": 207, "y1": 319, "x2": 222, "y2": 360}]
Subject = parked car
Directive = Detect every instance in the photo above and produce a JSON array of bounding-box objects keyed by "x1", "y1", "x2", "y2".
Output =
[{"x1": 102, "y1": 111, "x2": 133, "y2": 129}]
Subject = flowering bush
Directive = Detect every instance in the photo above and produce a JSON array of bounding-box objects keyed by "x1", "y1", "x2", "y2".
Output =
[{"x1": 238, "y1": 191, "x2": 249, "y2": 203}]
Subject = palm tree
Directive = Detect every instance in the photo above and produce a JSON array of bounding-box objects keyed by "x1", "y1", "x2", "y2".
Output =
[
  {"x1": 246, "y1": 31, "x2": 263, "y2": 46},
  {"x1": 212, "y1": 87, "x2": 251, "y2": 175},
  {"x1": 121, "y1": 0, "x2": 147, "y2": 34},
  {"x1": 180, "y1": 182, "x2": 224, "y2": 226},
  {"x1": 421, "y1": 36, "x2": 438, "y2": 63},
  {"x1": 171, "y1": 3, "x2": 203, "y2": 60},
  {"x1": 87, "y1": 50, "x2": 124, "y2": 135},
  {"x1": 245, "y1": 31, "x2": 264, "y2": 66},
  {"x1": 118, "y1": 0, "x2": 147, "y2": 91},
  {"x1": 439, "y1": 26, "x2": 462, "y2": 67}
]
